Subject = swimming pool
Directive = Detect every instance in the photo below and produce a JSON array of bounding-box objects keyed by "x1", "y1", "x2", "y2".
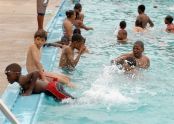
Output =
[
  {"x1": 34, "y1": 0, "x2": 174, "y2": 123},
  {"x1": 2, "y1": 0, "x2": 174, "y2": 123}
]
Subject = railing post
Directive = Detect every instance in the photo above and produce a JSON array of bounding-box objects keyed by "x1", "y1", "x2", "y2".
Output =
[{"x1": 0, "y1": 99, "x2": 19, "y2": 124}]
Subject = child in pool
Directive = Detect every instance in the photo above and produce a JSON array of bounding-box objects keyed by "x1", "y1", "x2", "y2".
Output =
[
  {"x1": 164, "y1": 15, "x2": 174, "y2": 33},
  {"x1": 117, "y1": 21, "x2": 128, "y2": 43},
  {"x1": 136, "y1": 4, "x2": 154, "y2": 29},
  {"x1": 73, "y1": 3, "x2": 93, "y2": 31},
  {"x1": 5, "y1": 63, "x2": 74, "y2": 101},
  {"x1": 59, "y1": 34, "x2": 86, "y2": 69},
  {"x1": 122, "y1": 57, "x2": 137, "y2": 74},
  {"x1": 111, "y1": 56, "x2": 137, "y2": 74},
  {"x1": 44, "y1": 29, "x2": 89, "y2": 53}
]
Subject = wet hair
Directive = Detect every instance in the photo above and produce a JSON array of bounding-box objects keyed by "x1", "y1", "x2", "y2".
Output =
[
  {"x1": 138, "y1": 5, "x2": 145, "y2": 12},
  {"x1": 74, "y1": 3, "x2": 82, "y2": 10},
  {"x1": 134, "y1": 41, "x2": 144, "y2": 49},
  {"x1": 34, "y1": 30, "x2": 47, "y2": 41},
  {"x1": 5, "y1": 63, "x2": 21, "y2": 73},
  {"x1": 120, "y1": 21, "x2": 126, "y2": 29},
  {"x1": 72, "y1": 34, "x2": 85, "y2": 43},
  {"x1": 165, "y1": 15, "x2": 173, "y2": 24},
  {"x1": 125, "y1": 57, "x2": 136, "y2": 67},
  {"x1": 135, "y1": 20, "x2": 143, "y2": 27},
  {"x1": 73, "y1": 28, "x2": 81, "y2": 34},
  {"x1": 66, "y1": 10, "x2": 74, "y2": 18}
]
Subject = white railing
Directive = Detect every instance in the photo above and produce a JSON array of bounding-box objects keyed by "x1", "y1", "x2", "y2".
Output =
[{"x1": 0, "y1": 99, "x2": 19, "y2": 124}]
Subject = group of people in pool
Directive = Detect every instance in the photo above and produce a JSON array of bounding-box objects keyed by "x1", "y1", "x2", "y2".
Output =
[
  {"x1": 117, "y1": 5, "x2": 174, "y2": 43},
  {"x1": 4, "y1": 2, "x2": 174, "y2": 101}
]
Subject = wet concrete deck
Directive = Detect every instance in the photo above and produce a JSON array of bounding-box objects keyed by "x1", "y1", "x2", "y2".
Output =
[{"x1": 0, "y1": 0, "x2": 60, "y2": 95}]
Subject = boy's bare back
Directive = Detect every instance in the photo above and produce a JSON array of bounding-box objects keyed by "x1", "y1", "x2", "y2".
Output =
[
  {"x1": 117, "y1": 29, "x2": 127, "y2": 41},
  {"x1": 26, "y1": 43, "x2": 43, "y2": 73}
]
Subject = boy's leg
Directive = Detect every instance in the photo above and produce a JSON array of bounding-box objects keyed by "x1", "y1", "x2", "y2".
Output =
[
  {"x1": 37, "y1": 15, "x2": 44, "y2": 30},
  {"x1": 56, "y1": 83, "x2": 75, "y2": 99},
  {"x1": 44, "y1": 71, "x2": 75, "y2": 88},
  {"x1": 37, "y1": 0, "x2": 49, "y2": 30}
]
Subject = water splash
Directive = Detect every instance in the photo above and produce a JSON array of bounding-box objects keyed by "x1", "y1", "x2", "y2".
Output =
[{"x1": 67, "y1": 65, "x2": 134, "y2": 105}]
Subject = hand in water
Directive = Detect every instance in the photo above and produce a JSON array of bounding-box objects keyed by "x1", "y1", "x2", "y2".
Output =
[
  {"x1": 79, "y1": 45, "x2": 86, "y2": 54},
  {"x1": 86, "y1": 27, "x2": 94, "y2": 31}
]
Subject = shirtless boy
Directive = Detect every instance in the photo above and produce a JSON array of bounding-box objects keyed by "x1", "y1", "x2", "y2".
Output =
[
  {"x1": 73, "y1": 3, "x2": 93, "y2": 31},
  {"x1": 112, "y1": 41, "x2": 150, "y2": 69},
  {"x1": 117, "y1": 21, "x2": 128, "y2": 43},
  {"x1": 26, "y1": 30, "x2": 75, "y2": 88},
  {"x1": 5, "y1": 63, "x2": 74, "y2": 100},
  {"x1": 59, "y1": 33, "x2": 86, "y2": 69},
  {"x1": 164, "y1": 15, "x2": 174, "y2": 33},
  {"x1": 136, "y1": 4, "x2": 154, "y2": 29}
]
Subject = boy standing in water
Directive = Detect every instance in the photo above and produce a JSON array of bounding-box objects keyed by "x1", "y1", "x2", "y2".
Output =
[
  {"x1": 26, "y1": 30, "x2": 75, "y2": 88},
  {"x1": 59, "y1": 34, "x2": 86, "y2": 69},
  {"x1": 136, "y1": 4, "x2": 154, "y2": 29},
  {"x1": 73, "y1": 3, "x2": 93, "y2": 31},
  {"x1": 164, "y1": 15, "x2": 174, "y2": 33},
  {"x1": 117, "y1": 21, "x2": 128, "y2": 43},
  {"x1": 5, "y1": 63, "x2": 74, "y2": 100}
]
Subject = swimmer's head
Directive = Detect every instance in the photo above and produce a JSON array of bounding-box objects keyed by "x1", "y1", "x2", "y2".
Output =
[
  {"x1": 133, "y1": 41, "x2": 144, "y2": 58},
  {"x1": 73, "y1": 28, "x2": 81, "y2": 34},
  {"x1": 5, "y1": 63, "x2": 21, "y2": 84},
  {"x1": 34, "y1": 30, "x2": 47, "y2": 48},
  {"x1": 125, "y1": 57, "x2": 136, "y2": 67},
  {"x1": 120, "y1": 21, "x2": 126, "y2": 29},
  {"x1": 138, "y1": 5, "x2": 145, "y2": 14},
  {"x1": 165, "y1": 15, "x2": 173, "y2": 24},
  {"x1": 66, "y1": 10, "x2": 75, "y2": 19},
  {"x1": 34, "y1": 30, "x2": 47, "y2": 41},
  {"x1": 74, "y1": 3, "x2": 82, "y2": 12},
  {"x1": 71, "y1": 34, "x2": 85, "y2": 50},
  {"x1": 123, "y1": 57, "x2": 136, "y2": 71}
]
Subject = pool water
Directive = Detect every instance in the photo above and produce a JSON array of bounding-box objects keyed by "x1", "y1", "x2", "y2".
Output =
[{"x1": 37, "y1": 0, "x2": 174, "y2": 123}]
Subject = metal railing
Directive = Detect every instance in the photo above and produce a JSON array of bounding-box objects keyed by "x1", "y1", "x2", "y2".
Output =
[{"x1": 0, "y1": 99, "x2": 19, "y2": 124}]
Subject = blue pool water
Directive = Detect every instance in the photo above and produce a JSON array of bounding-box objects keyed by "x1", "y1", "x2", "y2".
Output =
[
  {"x1": 37, "y1": 0, "x2": 174, "y2": 124},
  {"x1": 2, "y1": 0, "x2": 174, "y2": 123},
  {"x1": 36, "y1": 0, "x2": 174, "y2": 124}
]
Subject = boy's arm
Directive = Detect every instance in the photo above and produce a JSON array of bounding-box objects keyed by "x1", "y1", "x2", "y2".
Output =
[
  {"x1": 66, "y1": 46, "x2": 85, "y2": 68},
  {"x1": 148, "y1": 17, "x2": 154, "y2": 27},
  {"x1": 22, "y1": 71, "x2": 40, "y2": 96},
  {"x1": 76, "y1": 20, "x2": 93, "y2": 31},
  {"x1": 111, "y1": 54, "x2": 129, "y2": 64},
  {"x1": 43, "y1": 42, "x2": 63, "y2": 48}
]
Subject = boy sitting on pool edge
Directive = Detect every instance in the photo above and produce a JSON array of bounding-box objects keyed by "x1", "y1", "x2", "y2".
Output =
[{"x1": 5, "y1": 63, "x2": 74, "y2": 101}]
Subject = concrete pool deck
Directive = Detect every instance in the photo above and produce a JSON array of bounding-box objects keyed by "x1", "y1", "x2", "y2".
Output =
[{"x1": 0, "y1": 0, "x2": 61, "y2": 95}]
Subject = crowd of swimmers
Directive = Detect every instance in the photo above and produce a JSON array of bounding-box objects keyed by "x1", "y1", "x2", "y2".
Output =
[{"x1": 4, "y1": 1, "x2": 174, "y2": 101}]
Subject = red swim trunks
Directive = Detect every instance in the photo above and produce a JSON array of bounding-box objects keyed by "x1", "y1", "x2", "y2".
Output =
[{"x1": 45, "y1": 81, "x2": 74, "y2": 101}]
